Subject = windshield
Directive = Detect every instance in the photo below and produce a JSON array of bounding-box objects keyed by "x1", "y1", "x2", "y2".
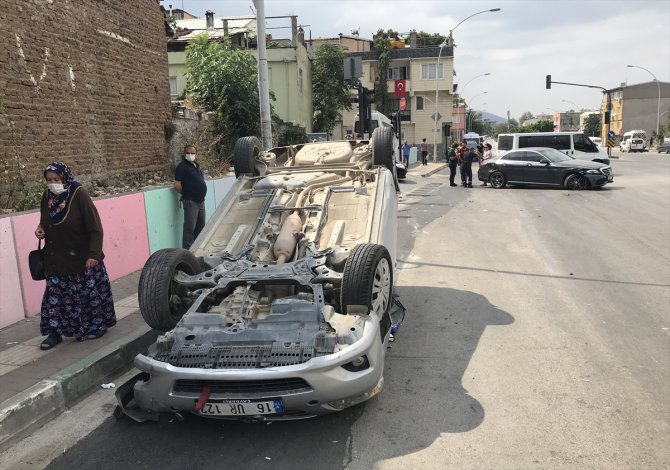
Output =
[{"x1": 539, "y1": 148, "x2": 573, "y2": 162}]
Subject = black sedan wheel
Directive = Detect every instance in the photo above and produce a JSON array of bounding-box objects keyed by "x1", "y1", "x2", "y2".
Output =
[
  {"x1": 489, "y1": 171, "x2": 507, "y2": 188},
  {"x1": 564, "y1": 173, "x2": 588, "y2": 190}
]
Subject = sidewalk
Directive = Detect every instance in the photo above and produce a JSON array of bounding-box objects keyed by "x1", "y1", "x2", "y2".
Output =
[
  {"x1": 0, "y1": 269, "x2": 157, "y2": 451},
  {"x1": 0, "y1": 161, "x2": 447, "y2": 452}
]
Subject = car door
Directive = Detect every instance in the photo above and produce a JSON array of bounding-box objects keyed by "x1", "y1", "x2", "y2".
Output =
[
  {"x1": 497, "y1": 151, "x2": 526, "y2": 183},
  {"x1": 522, "y1": 151, "x2": 560, "y2": 185}
]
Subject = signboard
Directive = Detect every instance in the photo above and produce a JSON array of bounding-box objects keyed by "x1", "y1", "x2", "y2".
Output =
[
  {"x1": 607, "y1": 130, "x2": 615, "y2": 148},
  {"x1": 399, "y1": 97, "x2": 406, "y2": 111},
  {"x1": 431, "y1": 112, "x2": 442, "y2": 122}
]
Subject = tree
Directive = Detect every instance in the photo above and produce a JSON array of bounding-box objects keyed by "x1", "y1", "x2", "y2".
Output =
[
  {"x1": 519, "y1": 111, "x2": 534, "y2": 126},
  {"x1": 185, "y1": 34, "x2": 260, "y2": 158},
  {"x1": 583, "y1": 114, "x2": 602, "y2": 137},
  {"x1": 372, "y1": 29, "x2": 393, "y2": 117},
  {"x1": 416, "y1": 31, "x2": 447, "y2": 47},
  {"x1": 312, "y1": 43, "x2": 355, "y2": 134}
]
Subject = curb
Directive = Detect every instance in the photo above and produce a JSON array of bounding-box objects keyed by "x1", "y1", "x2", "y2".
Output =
[
  {"x1": 421, "y1": 164, "x2": 447, "y2": 177},
  {"x1": 0, "y1": 325, "x2": 158, "y2": 452}
]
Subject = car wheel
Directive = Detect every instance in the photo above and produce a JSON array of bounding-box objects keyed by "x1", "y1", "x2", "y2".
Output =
[
  {"x1": 139, "y1": 248, "x2": 203, "y2": 331},
  {"x1": 564, "y1": 173, "x2": 588, "y2": 190},
  {"x1": 341, "y1": 243, "x2": 392, "y2": 318},
  {"x1": 372, "y1": 127, "x2": 395, "y2": 172},
  {"x1": 233, "y1": 136, "x2": 262, "y2": 178},
  {"x1": 489, "y1": 171, "x2": 507, "y2": 188}
]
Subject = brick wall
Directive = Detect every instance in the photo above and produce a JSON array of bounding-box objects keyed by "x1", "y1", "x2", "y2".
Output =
[{"x1": 0, "y1": 0, "x2": 171, "y2": 197}]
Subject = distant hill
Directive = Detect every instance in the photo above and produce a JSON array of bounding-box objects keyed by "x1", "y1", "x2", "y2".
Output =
[{"x1": 479, "y1": 111, "x2": 506, "y2": 124}]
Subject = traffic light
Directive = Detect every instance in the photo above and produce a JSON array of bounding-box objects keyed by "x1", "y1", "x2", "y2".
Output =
[
  {"x1": 604, "y1": 111, "x2": 610, "y2": 125},
  {"x1": 546, "y1": 75, "x2": 551, "y2": 89}
]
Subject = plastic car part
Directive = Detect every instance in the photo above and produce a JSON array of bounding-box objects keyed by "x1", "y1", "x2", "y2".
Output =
[
  {"x1": 489, "y1": 171, "x2": 507, "y2": 189},
  {"x1": 234, "y1": 136, "x2": 262, "y2": 178},
  {"x1": 340, "y1": 243, "x2": 393, "y2": 318},
  {"x1": 138, "y1": 248, "x2": 203, "y2": 331}
]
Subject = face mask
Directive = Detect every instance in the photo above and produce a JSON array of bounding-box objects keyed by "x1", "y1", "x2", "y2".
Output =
[
  {"x1": 48, "y1": 183, "x2": 65, "y2": 195},
  {"x1": 185, "y1": 154, "x2": 196, "y2": 162}
]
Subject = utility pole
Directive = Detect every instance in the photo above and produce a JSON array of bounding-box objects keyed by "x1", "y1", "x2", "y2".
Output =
[{"x1": 253, "y1": 0, "x2": 272, "y2": 150}]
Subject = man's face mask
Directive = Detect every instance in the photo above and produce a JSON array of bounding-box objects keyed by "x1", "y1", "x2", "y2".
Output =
[{"x1": 185, "y1": 153, "x2": 196, "y2": 162}]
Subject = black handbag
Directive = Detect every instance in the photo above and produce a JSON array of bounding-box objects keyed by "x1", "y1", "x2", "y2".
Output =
[{"x1": 28, "y1": 239, "x2": 46, "y2": 281}]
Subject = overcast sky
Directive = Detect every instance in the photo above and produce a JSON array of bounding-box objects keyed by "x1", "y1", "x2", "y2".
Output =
[{"x1": 172, "y1": 0, "x2": 670, "y2": 120}]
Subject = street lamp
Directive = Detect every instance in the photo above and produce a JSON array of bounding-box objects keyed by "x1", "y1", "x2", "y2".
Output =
[
  {"x1": 459, "y1": 72, "x2": 491, "y2": 98},
  {"x1": 627, "y1": 65, "x2": 660, "y2": 137},
  {"x1": 432, "y1": 8, "x2": 501, "y2": 161},
  {"x1": 562, "y1": 99, "x2": 580, "y2": 111}
]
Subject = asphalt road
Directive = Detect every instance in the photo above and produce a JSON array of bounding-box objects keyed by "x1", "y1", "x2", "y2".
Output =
[{"x1": 3, "y1": 151, "x2": 669, "y2": 470}]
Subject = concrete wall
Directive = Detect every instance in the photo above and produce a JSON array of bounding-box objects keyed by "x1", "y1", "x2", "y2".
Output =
[
  {"x1": 0, "y1": 0, "x2": 172, "y2": 196},
  {"x1": 0, "y1": 175, "x2": 237, "y2": 328}
]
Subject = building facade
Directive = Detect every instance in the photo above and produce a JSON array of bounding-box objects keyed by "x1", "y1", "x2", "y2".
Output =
[
  {"x1": 340, "y1": 41, "x2": 455, "y2": 157},
  {"x1": 168, "y1": 12, "x2": 313, "y2": 132},
  {"x1": 601, "y1": 80, "x2": 670, "y2": 141}
]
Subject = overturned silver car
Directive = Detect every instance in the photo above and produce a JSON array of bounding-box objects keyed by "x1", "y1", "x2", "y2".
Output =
[{"x1": 116, "y1": 128, "x2": 405, "y2": 421}]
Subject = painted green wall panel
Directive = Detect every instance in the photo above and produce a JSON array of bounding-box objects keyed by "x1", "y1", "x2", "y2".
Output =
[{"x1": 144, "y1": 187, "x2": 183, "y2": 253}]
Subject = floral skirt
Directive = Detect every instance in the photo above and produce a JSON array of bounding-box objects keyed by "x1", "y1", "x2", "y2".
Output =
[{"x1": 40, "y1": 262, "x2": 117, "y2": 339}]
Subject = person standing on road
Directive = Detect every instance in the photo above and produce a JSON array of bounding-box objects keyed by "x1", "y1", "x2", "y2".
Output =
[
  {"x1": 34, "y1": 162, "x2": 117, "y2": 350},
  {"x1": 448, "y1": 144, "x2": 459, "y2": 186},
  {"x1": 461, "y1": 146, "x2": 477, "y2": 188},
  {"x1": 420, "y1": 138, "x2": 429, "y2": 165},
  {"x1": 402, "y1": 141, "x2": 411, "y2": 166},
  {"x1": 175, "y1": 144, "x2": 207, "y2": 249},
  {"x1": 480, "y1": 143, "x2": 493, "y2": 186}
]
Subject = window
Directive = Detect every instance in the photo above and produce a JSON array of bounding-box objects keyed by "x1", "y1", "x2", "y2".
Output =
[
  {"x1": 573, "y1": 133, "x2": 596, "y2": 152},
  {"x1": 452, "y1": 115, "x2": 460, "y2": 124},
  {"x1": 416, "y1": 96, "x2": 424, "y2": 110},
  {"x1": 387, "y1": 66, "x2": 408, "y2": 80},
  {"x1": 169, "y1": 76, "x2": 178, "y2": 96},
  {"x1": 421, "y1": 63, "x2": 444, "y2": 80},
  {"x1": 504, "y1": 151, "x2": 525, "y2": 161},
  {"x1": 498, "y1": 135, "x2": 514, "y2": 151},
  {"x1": 524, "y1": 152, "x2": 544, "y2": 162}
]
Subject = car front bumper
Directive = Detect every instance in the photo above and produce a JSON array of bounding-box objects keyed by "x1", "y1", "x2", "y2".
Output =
[
  {"x1": 123, "y1": 314, "x2": 386, "y2": 420},
  {"x1": 585, "y1": 173, "x2": 613, "y2": 187}
]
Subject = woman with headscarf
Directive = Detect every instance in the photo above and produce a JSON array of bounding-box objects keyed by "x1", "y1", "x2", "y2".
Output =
[{"x1": 34, "y1": 162, "x2": 116, "y2": 350}]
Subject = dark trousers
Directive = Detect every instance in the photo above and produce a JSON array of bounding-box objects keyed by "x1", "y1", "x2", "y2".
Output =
[
  {"x1": 449, "y1": 163, "x2": 458, "y2": 184},
  {"x1": 182, "y1": 199, "x2": 206, "y2": 249},
  {"x1": 421, "y1": 151, "x2": 428, "y2": 165},
  {"x1": 461, "y1": 165, "x2": 472, "y2": 185}
]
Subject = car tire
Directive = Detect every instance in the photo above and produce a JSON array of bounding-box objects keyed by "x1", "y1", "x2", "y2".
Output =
[
  {"x1": 341, "y1": 243, "x2": 393, "y2": 318},
  {"x1": 564, "y1": 173, "x2": 589, "y2": 190},
  {"x1": 139, "y1": 248, "x2": 203, "y2": 331},
  {"x1": 372, "y1": 127, "x2": 395, "y2": 172},
  {"x1": 489, "y1": 171, "x2": 507, "y2": 188},
  {"x1": 233, "y1": 136, "x2": 262, "y2": 178}
]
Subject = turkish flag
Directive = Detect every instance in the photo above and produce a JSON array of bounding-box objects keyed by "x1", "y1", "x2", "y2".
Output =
[{"x1": 394, "y1": 79, "x2": 406, "y2": 98}]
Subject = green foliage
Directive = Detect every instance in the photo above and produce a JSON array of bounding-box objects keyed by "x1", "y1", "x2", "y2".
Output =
[
  {"x1": 416, "y1": 31, "x2": 447, "y2": 47},
  {"x1": 372, "y1": 29, "x2": 392, "y2": 117},
  {"x1": 13, "y1": 183, "x2": 43, "y2": 212},
  {"x1": 583, "y1": 114, "x2": 602, "y2": 137},
  {"x1": 277, "y1": 122, "x2": 307, "y2": 146},
  {"x1": 184, "y1": 34, "x2": 260, "y2": 157},
  {"x1": 519, "y1": 111, "x2": 534, "y2": 125},
  {"x1": 516, "y1": 120, "x2": 554, "y2": 133},
  {"x1": 312, "y1": 43, "x2": 355, "y2": 134}
]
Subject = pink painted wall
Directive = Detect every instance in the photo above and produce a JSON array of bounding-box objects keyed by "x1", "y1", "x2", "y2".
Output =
[
  {"x1": 9, "y1": 211, "x2": 44, "y2": 319},
  {"x1": 93, "y1": 194, "x2": 150, "y2": 281},
  {"x1": 0, "y1": 218, "x2": 26, "y2": 328}
]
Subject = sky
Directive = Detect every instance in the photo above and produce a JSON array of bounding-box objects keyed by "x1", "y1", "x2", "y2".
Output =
[{"x1": 169, "y1": 0, "x2": 670, "y2": 120}]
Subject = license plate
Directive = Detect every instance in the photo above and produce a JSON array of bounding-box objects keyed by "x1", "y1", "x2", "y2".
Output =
[{"x1": 199, "y1": 398, "x2": 284, "y2": 416}]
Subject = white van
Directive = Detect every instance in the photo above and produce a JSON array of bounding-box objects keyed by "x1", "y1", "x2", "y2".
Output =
[
  {"x1": 497, "y1": 132, "x2": 609, "y2": 164},
  {"x1": 620, "y1": 130, "x2": 647, "y2": 152}
]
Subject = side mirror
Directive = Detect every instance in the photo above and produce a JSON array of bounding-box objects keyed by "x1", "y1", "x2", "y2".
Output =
[{"x1": 539, "y1": 159, "x2": 549, "y2": 165}]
